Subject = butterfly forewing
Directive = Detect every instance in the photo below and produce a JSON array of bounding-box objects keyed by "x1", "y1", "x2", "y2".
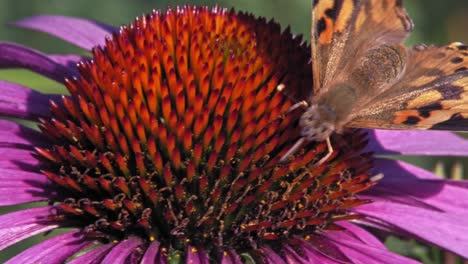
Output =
[{"x1": 311, "y1": 0, "x2": 413, "y2": 96}]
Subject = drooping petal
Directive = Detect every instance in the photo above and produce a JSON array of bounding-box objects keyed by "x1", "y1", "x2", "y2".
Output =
[
  {"x1": 5, "y1": 230, "x2": 91, "y2": 264},
  {"x1": 297, "y1": 239, "x2": 350, "y2": 264},
  {"x1": 0, "y1": 168, "x2": 50, "y2": 205},
  {"x1": 369, "y1": 159, "x2": 468, "y2": 213},
  {"x1": 0, "y1": 43, "x2": 80, "y2": 83},
  {"x1": 259, "y1": 247, "x2": 288, "y2": 263},
  {"x1": 49, "y1": 54, "x2": 90, "y2": 72},
  {"x1": 140, "y1": 241, "x2": 161, "y2": 264},
  {"x1": 0, "y1": 119, "x2": 51, "y2": 148},
  {"x1": 186, "y1": 246, "x2": 210, "y2": 264},
  {"x1": 281, "y1": 244, "x2": 310, "y2": 263},
  {"x1": 0, "y1": 81, "x2": 61, "y2": 120},
  {"x1": 330, "y1": 222, "x2": 386, "y2": 249},
  {"x1": 0, "y1": 206, "x2": 58, "y2": 251},
  {"x1": 12, "y1": 15, "x2": 116, "y2": 51},
  {"x1": 101, "y1": 237, "x2": 144, "y2": 264},
  {"x1": 366, "y1": 129, "x2": 468, "y2": 156},
  {"x1": 0, "y1": 147, "x2": 41, "y2": 171},
  {"x1": 354, "y1": 199, "x2": 468, "y2": 258},
  {"x1": 324, "y1": 236, "x2": 421, "y2": 264},
  {"x1": 68, "y1": 243, "x2": 114, "y2": 264},
  {"x1": 221, "y1": 249, "x2": 243, "y2": 264}
]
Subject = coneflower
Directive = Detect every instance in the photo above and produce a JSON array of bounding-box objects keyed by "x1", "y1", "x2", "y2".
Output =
[{"x1": 0, "y1": 6, "x2": 467, "y2": 263}]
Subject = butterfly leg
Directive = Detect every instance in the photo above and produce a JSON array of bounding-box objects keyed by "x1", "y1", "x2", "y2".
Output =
[
  {"x1": 287, "y1": 101, "x2": 309, "y2": 113},
  {"x1": 315, "y1": 137, "x2": 333, "y2": 166},
  {"x1": 279, "y1": 137, "x2": 306, "y2": 163}
]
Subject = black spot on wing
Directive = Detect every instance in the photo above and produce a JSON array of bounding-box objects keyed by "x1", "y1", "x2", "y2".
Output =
[
  {"x1": 425, "y1": 69, "x2": 445, "y2": 77},
  {"x1": 403, "y1": 116, "x2": 421, "y2": 125},
  {"x1": 458, "y1": 45, "x2": 468, "y2": 51},
  {"x1": 317, "y1": 18, "x2": 327, "y2": 36},
  {"x1": 325, "y1": 0, "x2": 344, "y2": 21},
  {"x1": 436, "y1": 85, "x2": 464, "y2": 100},
  {"x1": 455, "y1": 67, "x2": 467, "y2": 73},
  {"x1": 451, "y1": 57, "x2": 464, "y2": 64},
  {"x1": 313, "y1": 0, "x2": 319, "y2": 7},
  {"x1": 419, "y1": 102, "x2": 443, "y2": 111},
  {"x1": 431, "y1": 113, "x2": 468, "y2": 130}
]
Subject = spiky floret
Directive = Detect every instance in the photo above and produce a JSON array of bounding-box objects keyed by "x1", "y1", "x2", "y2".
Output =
[{"x1": 36, "y1": 6, "x2": 375, "y2": 260}]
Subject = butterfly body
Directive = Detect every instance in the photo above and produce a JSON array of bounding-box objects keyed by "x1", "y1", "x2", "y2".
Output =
[
  {"x1": 301, "y1": 44, "x2": 408, "y2": 140},
  {"x1": 281, "y1": 0, "x2": 468, "y2": 162}
]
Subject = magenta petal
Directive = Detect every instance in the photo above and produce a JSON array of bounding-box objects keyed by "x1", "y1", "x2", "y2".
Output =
[
  {"x1": 0, "y1": 119, "x2": 51, "y2": 148},
  {"x1": 68, "y1": 243, "x2": 114, "y2": 264},
  {"x1": 354, "y1": 200, "x2": 468, "y2": 258},
  {"x1": 259, "y1": 247, "x2": 286, "y2": 263},
  {"x1": 365, "y1": 129, "x2": 468, "y2": 156},
  {"x1": 281, "y1": 244, "x2": 309, "y2": 263},
  {"x1": 186, "y1": 246, "x2": 210, "y2": 264},
  {"x1": 12, "y1": 15, "x2": 116, "y2": 51},
  {"x1": 369, "y1": 159, "x2": 468, "y2": 213},
  {"x1": 101, "y1": 237, "x2": 143, "y2": 264},
  {"x1": 297, "y1": 239, "x2": 350, "y2": 264},
  {"x1": 0, "y1": 147, "x2": 41, "y2": 171},
  {"x1": 221, "y1": 249, "x2": 243, "y2": 264},
  {"x1": 140, "y1": 241, "x2": 160, "y2": 264},
  {"x1": 328, "y1": 222, "x2": 386, "y2": 249},
  {"x1": 0, "y1": 42, "x2": 78, "y2": 83},
  {"x1": 0, "y1": 81, "x2": 61, "y2": 120},
  {"x1": 49, "y1": 54, "x2": 90, "y2": 72},
  {"x1": 0, "y1": 206, "x2": 57, "y2": 251},
  {"x1": 0, "y1": 168, "x2": 50, "y2": 205},
  {"x1": 5, "y1": 230, "x2": 91, "y2": 264},
  {"x1": 325, "y1": 236, "x2": 421, "y2": 264}
]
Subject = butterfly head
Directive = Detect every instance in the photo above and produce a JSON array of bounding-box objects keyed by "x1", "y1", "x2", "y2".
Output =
[{"x1": 300, "y1": 104, "x2": 336, "y2": 142}]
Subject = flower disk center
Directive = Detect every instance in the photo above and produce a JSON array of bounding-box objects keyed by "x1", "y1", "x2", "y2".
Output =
[{"x1": 36, "y1": 6, "x2": 375, "y2": 259}]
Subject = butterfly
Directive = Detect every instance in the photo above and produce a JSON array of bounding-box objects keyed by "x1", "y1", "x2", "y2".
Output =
[{"x1": 279, "y1": 0, "x2": 468, "y2": 164}]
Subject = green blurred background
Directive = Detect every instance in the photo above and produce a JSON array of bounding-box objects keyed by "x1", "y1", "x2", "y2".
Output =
[{"x1": 0, "y1": 0, "x2": 467, "y2": 263}]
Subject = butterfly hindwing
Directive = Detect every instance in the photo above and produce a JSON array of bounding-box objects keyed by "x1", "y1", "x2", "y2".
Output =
[
  {"x1": 311, "y1": 0, "x2": 413, "y2": 96},
  {"x1": 349, "y1": 43, "x2": 468, "y2": 130}
]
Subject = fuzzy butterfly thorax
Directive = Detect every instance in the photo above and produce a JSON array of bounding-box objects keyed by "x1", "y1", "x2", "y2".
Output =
[{"x1": 311, "y1": 44, "x2": 408, "y2": 132}]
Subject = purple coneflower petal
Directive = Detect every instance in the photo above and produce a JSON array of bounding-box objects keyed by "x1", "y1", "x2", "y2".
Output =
[
  {"x1": 186, "y1": 246, "x2": 209, "y2": 264},
  {"x1": 331, "y1": 222, "x2": 386, "y2": 249},
  {"x1": 0, "y1": 43, "x2": 80, "y2": 83},
  {"x1": 0, "y1": 81, "x2": 61, "y2": 120},
  {"x1": 0, "y1": 168, "x2": 49, "y2": 205},
  {"x1": 354, "y1": 199, "x2": 468, "y2": 258},
  {"x1": 325, "y1": 237, "x2": 421, "y2": 264},
  {"x1": 68, "y1": 243, "x2": 114, "y2": 264},
  {"x1": 0, "y1": 120, "x2": 51, "y2": 148},
  {"x1": 101, "y1": 237, "x2": 143, "y2": 264},
  {"x1": 0, "y1": 206, "x2": 58, "y2": 251},
  {"x1": 221, "y1": 249, "x2": 242, "y2": 264},
  {"x1": 369, "y1": 159, "x2": 468, "y2": 213},
  {"x1": 140, "y1": 241, "x2": 161, "y2": 264},
  {"x1": 5, "y1": 230, "x2": 91, "y2": 264},
  {"x1": 11, "y1": 15, "x2": 116, "y2": 51},
  {"x1": 281, "y1": 244, "x2": 309, "y2": 263},
  {"x1": 366, "y1": 129, "x2": 468, "y2": 156},
  {"x1": 49, "y1": 54, "x2": 90, "y2": 72},
  {"x1": 0, "y1": 147, "x2": 41, "y2": 171},
  {"x1": 259, "y1": 246, "x2": 287, "y2": 263},
  {"x1": 297, "y1": 240, "x2": 349, "y2": 264}
]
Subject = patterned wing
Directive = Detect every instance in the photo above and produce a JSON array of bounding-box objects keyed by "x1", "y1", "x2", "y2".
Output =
[
  {"x1": 311, "y1": 0, "x2": 413, "y2": 96},
  {"x1": 348, "y1": 43, "x2": 468, "y2": 130}
]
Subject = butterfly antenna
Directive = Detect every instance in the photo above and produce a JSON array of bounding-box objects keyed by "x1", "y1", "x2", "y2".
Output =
[
  {"x1": 315, "y1": 137, "x2": 333, "y2": 166},
  {"x1": 279, "y1": 137, "x2": 306, "y2": 163}
]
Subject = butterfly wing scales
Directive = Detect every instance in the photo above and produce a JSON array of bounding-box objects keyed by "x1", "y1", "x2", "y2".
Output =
[
  {"x1": 349, "y1": 43, "x2": 468, "y2": 130},
  {"x1": 311, "y1": 0, "x2": 413, "y2": 96}
]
